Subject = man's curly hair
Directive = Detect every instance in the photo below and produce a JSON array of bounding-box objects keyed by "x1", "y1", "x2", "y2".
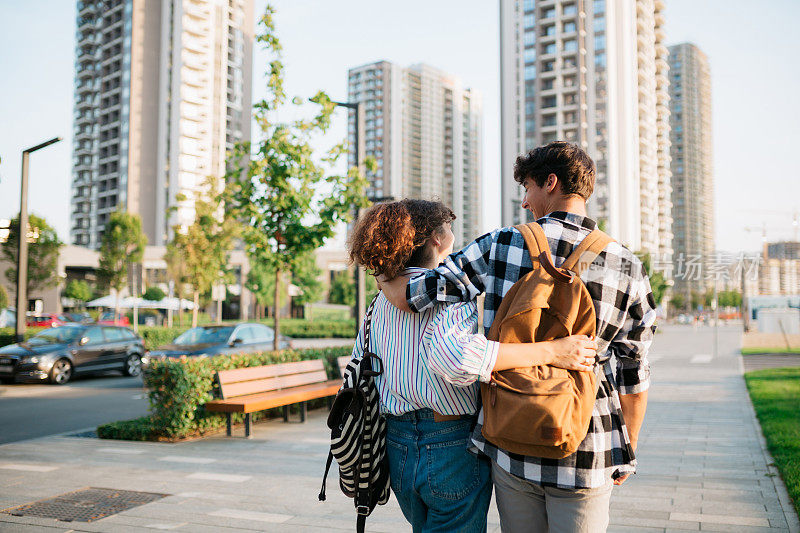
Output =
[{"x1": 349, "y1": 199, "x2": 456, "y2": 280}]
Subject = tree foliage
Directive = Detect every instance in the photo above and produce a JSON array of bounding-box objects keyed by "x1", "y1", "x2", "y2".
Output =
[
  {"x1": 2, "y1": 213, "x2": 62, "y2": 296},
  {"x1": 64, "y1": 279, "x2": 93, "y2": 304},
  {"x1": 97, "y1": 211, "x2": 147, "y2": 317},
  {"x1": 168, "y1": 175, "x2": 239, "y2": 328},
  {"x1": 227, "y1": 5, "x2": 369, "y2": 348},
  {"x1": 0, "y1": 284, "x2": 8, "y2": 310},
  {"x1": 635, "y1": 252, "x2": 668, "y2": 306},
  {"x1": 670, "y1": 292, "x2": 686, "y2": 311},
  {"x1": 328, "y1": 270, "x2": 378, "y2": 310},
  {"x1": 143, "y1": 286, "x2": 166, "y2": 302}
]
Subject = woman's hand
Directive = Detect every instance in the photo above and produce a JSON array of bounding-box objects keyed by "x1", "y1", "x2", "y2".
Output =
[{"x1": 546, "y1": 335, "x2": 598, "y2": 371}]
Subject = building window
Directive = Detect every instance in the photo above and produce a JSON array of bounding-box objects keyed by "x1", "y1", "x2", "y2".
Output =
[
  {"x1": 524, "y1": 31, "x2": 536, "y2": 46},
  {"x1": 542, "y1": 96, "x2": 557, "y2": 108},
  {"x1": 593, "y1": 0, "x2": 605, "y2": 14},
  {"x1": 544, "y1": 24, "x2": 556, "y2": 37},
  {"x1": 595, "y1": 52, "x2": 606, "y2": 67},
  {"x1": 563, "y1": 3, "x2": 577, "y2": 15},
  {"x1": 563, "y1": 39, "x2": 577, "y2": 52},
  {"x1": 524, "y1": 0, "x2": 535, "y2": 11},
  {"x1": 525, "y1": 65, "x2": 537, "y2": 80},
  {"x1": 525, "y1": 118, "x2": 536, "y2": 133},
  {"x1": 542, "y1": 7, "x2": 555, "y2": 19},
  {"x1": 525, "y1": 82, "x2": 536, "y2": 99},
  {"x1": 524, "y1": 14, "x2": 536, "y2": 28},
  {"x1": 563, "y1": 21, "x2": 576, "y2": 33},
  {"x1": 542, "y1": 78, "x2": 554, "y2": 90},
  {"x1": 524, "y1": 47, "x2": 537, "y2": 63},
  {"x1": 525, "y1": 100, "x2": 536, "y2": 115},
  {"x1": 544, "y1": 43, "x2": 557, "y2": 55},
  {"x1": 594, "y1": 35, "x2": 606, "y2": 51},
  {"x1": 543, "y1": 114, "x2": 557, "y2": 126},
  {"x1": 543, "y1": 60, "x2": 555, "y2": 72}
]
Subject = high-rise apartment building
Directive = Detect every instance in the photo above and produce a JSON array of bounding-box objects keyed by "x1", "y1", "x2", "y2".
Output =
[
  {"x1": 70, "y1": 0, "x2": 253, "y2": 249},
  {"x1": 499, "y1": 0, "x2": 672, "y2": 256},
  {"x1": 347, "y1": 61, "x2": 483, "y2": 246},
  {"x1": 668, "y1": 43, "x2": 713, "y2": 301}
]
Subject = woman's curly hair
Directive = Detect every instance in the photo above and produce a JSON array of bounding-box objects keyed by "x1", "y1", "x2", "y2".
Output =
[{"x1": 349, "y1": 199, "x2": 456, "y2": 280}]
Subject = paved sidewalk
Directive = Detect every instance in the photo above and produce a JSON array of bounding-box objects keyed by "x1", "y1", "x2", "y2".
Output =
[{"x1": 0, "y1": 325, "x2": 797, "y2": 532}]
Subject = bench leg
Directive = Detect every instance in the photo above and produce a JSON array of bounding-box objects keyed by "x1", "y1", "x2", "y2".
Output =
[
  {"x1": 245, "y1": 413, "x2": 252, "y2": 439},
  {"x1": 300, "y1": 401, "x2": 307, "y2": 423},
  {"x1": 226, "y1": 413, "x2": 232, "y2": 437},
  {"x1": 283, "y1": 406, "x2": 289, "y2": 422}
]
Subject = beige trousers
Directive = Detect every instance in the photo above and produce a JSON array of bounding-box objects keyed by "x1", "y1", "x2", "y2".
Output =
[{"x1": 492, "y1": 463, "x2": 613, "y2": 533}]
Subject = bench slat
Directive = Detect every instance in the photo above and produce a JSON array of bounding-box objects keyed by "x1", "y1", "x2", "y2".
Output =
[
  {"x1": 221, "y1": 370, "x2": 329, "y2": 399},
  {"x1": 206, "y1": 380, "x2": 342, "y2": 414},
  {"x1": 217, "y1": 359, "x2": 324, "y2": 385}
]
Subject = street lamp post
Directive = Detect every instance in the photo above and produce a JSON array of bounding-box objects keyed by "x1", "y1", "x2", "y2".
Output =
[
  {"x1": 15, "y1": 137, "x2": 62, "y2": 342},
  {"x1": 331, "y1": 100, "x2": 368, "y2": 326}
]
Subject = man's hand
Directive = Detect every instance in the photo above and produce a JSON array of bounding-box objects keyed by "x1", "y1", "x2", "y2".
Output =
[
  {"x1": 613, "y1": 473, "x2": 630, "y2": 486},
  {"x1": 377, "y1": 274, "x2": 413, "y2": 312}
]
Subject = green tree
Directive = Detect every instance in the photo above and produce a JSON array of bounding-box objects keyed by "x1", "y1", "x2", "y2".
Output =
[
  {"x1": 328, "y1": 270, "x2": 355, "y2": 307},
  {"x1": 690, "y1": 291, "x2": 703, "y2": 311},
  {"x1": 164, "y1": 242, "x2": 190, "y2": 327},
  {"x1": 143, "y1": 286, "x2": 166, "y2": 302},
  {"x1": 227, "y1": 5, "x2": 369, "y2": 350},
  {"x1": 97, "y1": 211, "x2": 147, "y2": 318},
  {"x1": 635, "y1": 252, "x2": 668, "y2": 306},
  {"x1": 670, "y1": 292, "x2": 686, "y2": 311},
  {"x1": 291, "y1": 252, "x2": 323, "y2": 312},
  {"x1": 2, "y1": 214, "x2": 62, "y2": 297},
  {"x1": 718, "y1": 290, "x2": 743, "y2": 309},
  {"x1": 168, "y1": 175, "x2": 239, "y2": 328},
  {"x1": 0, "y1": 284, "x2": 8, "y2": 310},
  {"x1": 64, "y1": 279, "x2": 93, "y2": 307},
  {"x1": 246, "y1": 260, "x2": 289, "y2": 318}
]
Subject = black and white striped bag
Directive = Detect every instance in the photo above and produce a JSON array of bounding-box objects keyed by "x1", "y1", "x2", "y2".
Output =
[{"x1": 319, "y1": 296, "x2": 390, "y2": 533}]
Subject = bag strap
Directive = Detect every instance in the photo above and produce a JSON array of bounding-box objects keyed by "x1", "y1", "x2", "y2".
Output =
[
  {"x1": 515, "y1": 222, "x2": 574, "y2": 284},
  {"x1": 560, "y1": 228, "x2": 614, "y2": 276}
]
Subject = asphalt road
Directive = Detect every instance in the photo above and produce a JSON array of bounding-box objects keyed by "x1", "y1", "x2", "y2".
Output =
[{"x1": 0, "y1": 371, "x2": 149, "y2": 444}]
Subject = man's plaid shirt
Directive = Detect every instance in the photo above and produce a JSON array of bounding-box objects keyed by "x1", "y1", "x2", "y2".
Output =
[{"x1": 406, "y1": 211, "x2": 657, "y2": 490}]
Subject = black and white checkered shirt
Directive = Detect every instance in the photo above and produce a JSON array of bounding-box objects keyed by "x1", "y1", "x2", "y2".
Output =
[{"x1": 406, "y1": 211, "x2": 656, "y2": 489}]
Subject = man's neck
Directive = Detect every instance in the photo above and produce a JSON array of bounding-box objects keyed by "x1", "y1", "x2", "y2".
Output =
[{"x1": 545, "y1": 196, "x2": 587, "y2": 218}]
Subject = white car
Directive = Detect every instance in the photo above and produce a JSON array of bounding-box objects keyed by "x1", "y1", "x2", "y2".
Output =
[{"x1": 0, "y1": 308, "x2": 16, "y2": 328}]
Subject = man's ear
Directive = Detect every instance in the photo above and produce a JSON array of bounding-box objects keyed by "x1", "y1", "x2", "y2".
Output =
[{"x1": 546, "y1": 173, "x2": 559, "y2": 194}]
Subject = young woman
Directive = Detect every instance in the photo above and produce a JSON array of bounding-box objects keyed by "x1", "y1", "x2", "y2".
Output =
[{"x1": 348, "y1": 199, "x2": 597, "y2": 533}]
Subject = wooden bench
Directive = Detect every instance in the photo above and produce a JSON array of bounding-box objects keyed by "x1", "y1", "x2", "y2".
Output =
[{"x1": 205, "y1": 359, "x2": 343, "y2": 438}]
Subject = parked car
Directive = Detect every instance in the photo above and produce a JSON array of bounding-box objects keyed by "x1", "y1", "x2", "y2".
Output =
[
  {"x1": 144, "y1": 323, "x2": 291, "y2": 366},
  {"x1": 97, "y1": 312, "x2": 130, "y2": 326},
  {"x1": 26, "y1": 313, "x2": 65, "y2": 328},
  {"x1": 60, "y1": 312, "x2": 93, "y2": 324},
  {"x1": 0, "y1": 324, "x2": 145, "y2": 385}
]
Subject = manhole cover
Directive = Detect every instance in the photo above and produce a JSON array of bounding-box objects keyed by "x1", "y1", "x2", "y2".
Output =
[{"x1": 2, "y1": 487, "x2": 168, "y2": 522}]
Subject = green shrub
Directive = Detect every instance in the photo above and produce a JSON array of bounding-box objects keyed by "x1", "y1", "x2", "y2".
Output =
[
  {"x1": 96, "y1": 416, "x2": 155, "y2": 441},
  {"x1": 0, "y1": 327, "x2": 47, "y2": 348},
  {"x1": 261, "y1": 318, "x2": 356, "y2": 338},
  {"x1": 98, "y1": 346, "x2": 351, "y2": 441},
  {"x1": 138, "y1": 326, "x2": 187, "y2": 350}
]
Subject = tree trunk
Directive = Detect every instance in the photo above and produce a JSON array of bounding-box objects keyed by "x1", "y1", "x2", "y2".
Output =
[
  {"x1": 273, "y1": 269, "x2": 281, "y2": 352},
  {"x1": 192, "y1": 290, "x2": 199, "y2": 328},
  {"x1": 177, "y1": 286, "x2": 183, "y2": 327},
  {"x1": 114, "y1": 290, "x2": 121, "y2": 325}
]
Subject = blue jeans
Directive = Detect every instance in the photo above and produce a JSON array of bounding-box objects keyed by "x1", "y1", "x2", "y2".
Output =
[{"x1": 385, "y1": 409, "x2": 492, "y2": 533}]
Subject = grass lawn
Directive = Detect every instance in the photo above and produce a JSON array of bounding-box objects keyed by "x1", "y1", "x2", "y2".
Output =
[
  {"x1": 744, "y1": 367, "x2": 800, "y2": 517},
  {"x1": 742, "y1": 347, "x2": 800, "y2": 355}
]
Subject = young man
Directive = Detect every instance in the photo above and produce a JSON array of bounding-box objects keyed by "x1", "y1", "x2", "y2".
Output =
[{"x1": 381, "y1": 142, "x2": 656, "y2": 532}]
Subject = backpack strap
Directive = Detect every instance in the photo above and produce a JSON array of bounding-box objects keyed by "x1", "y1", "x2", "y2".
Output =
[
  {"x1": 515, "y1": 222, "x2": 574, "y2": 284},
  {"x1": 560, "y1": 228, "x2": 614, "y2": 276}
]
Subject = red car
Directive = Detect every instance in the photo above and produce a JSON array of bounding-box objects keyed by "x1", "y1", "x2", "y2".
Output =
[
  {"x1": 26, "y1": 314, "x2": 65, "y2": 328},
  {"x1": 97, "y1": 312, "x2": 131, "y2": 326}
]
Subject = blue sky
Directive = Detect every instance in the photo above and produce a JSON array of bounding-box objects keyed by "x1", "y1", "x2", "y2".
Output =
[{"x1": 1, "y1": 0, "x2": 798, "y2": 252}]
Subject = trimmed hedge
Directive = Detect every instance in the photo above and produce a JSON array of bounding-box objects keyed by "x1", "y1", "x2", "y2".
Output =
[
  {"x1": 0, "y1": 327, "x2": 47, "y2": 347},
  {"x1": 97, "y1": 346, "x2": 352, "y2": 441},
  {"x1": 263, "y1": 318, "x2": 356, "y2": 339}
]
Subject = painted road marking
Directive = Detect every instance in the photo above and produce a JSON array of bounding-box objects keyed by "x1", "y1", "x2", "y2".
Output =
[
  {"x1": 690, "y1": 354, "x2": 713, "y2": 364},
  {"x1": 159, "y1": 456, "x2": 216, "y2": 464},
  {"x1": 0, "y1": 463, "x2": 59, "y2": 472}
]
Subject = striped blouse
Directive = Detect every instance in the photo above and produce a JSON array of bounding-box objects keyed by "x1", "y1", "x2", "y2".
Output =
[{"x1": 350, "y1": 268, "x2": 500, "y2": 416}]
